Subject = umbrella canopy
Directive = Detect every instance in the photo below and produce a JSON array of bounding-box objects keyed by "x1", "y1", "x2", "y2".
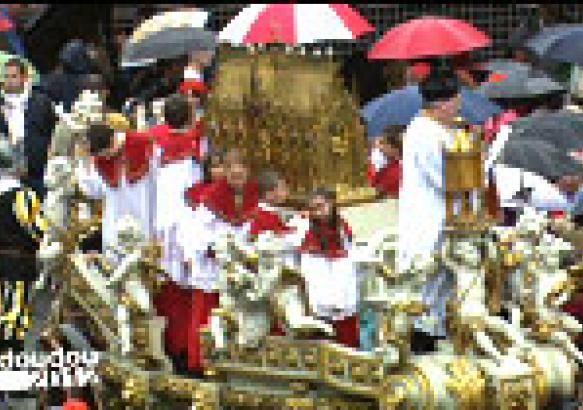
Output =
[
  {"x1": 361, "y1": 85, "x2": 501, "y2": 138},
  {"x1": 121, "y1": 26, "x2": 217, "y2": 68},
  {"x1": 129, "y1": 9, "x2": 209, "y2": 44},
  {"x1": 481, "y1": 59, "x2": 533, "y2": 75},
  {"x1": 526, "y1": 24, "x2": 583, "y2": 65},
  {"x1": 0, "y1": 8, "x2": 24, "y2": 57},
  {"x1": 496, "y1": 138, "x2": 582, "y2": 182},
  {"x1": 218, "y1": 4, "x2": 373, "y2": 45},
  {"x1": 510, "y1": 112, "x2": 583, "y2": 153},
  {"x1": 368, "y1": 16, "x2": 491, "y2": 60}
]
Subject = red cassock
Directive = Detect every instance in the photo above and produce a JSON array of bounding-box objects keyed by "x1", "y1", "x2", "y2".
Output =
[
  {"x1": 182, "y1": 177, "x2": 260, "y2": 372},
  {"x1": 373, "y1": 160, "x2": 402, "y2": 198},
  {"x1": 299, "y1": 219, "x2": 360, "y2": 348}
]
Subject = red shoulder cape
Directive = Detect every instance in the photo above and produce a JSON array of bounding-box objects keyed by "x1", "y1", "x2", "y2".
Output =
[
  {"x1": 149, "y1": 122, "x2": 205, "y2": 165},
  {"x1": 299, "y1": 218, "x2": 352, "y2": 259},
  {"x1": 93, "y1": 130, "x2": 154, "y2": 188},
  {"x1": 245, "y1": 207, "x2": 292, "y2": 237},
  {"x1": 200, "y1": 178, "x2": 259, "y2": 226},
  {"x1": 185, "y1": 181, "x2": 214, "y2": 209}
]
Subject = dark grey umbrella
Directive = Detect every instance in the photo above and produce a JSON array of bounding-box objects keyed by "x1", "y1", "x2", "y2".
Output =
[
  {"x1": 526, "y1": 24, "x2": 583, "y2": 66},
  {"x1": 478, "y1": 68, "x2": 565, "y2": 100},
  {"x1": 483, "y1": 59, "x2": 533, "y2": 75},
  {"x1": 510, "y1": 112, "x2": 583, "y2": 153},
  {"x1": 497, "y1": 138, "x2": 582, "y2": 182},
  {"x1": 121, "y1": 26, "x2": 217, "y2": 67}
]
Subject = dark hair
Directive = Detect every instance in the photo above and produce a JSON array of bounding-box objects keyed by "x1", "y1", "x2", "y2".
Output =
[
  {"x1": 308, "y1": 187, "x2": 343, "y2": 252},
  {"x1": 82, "y1": 73, "x2": 108, "y2": 92},
  {"x1": 383, "y1": 125, "x2": 404, "y2": 156},
  {"x1": 257, "y1": 170, "x2": 283, "y2": 198},
  {"x1": 5, "y1": 58, "x2": 27, "y2": 75},
  {"x1": 202, "y1": 148, "x2": 224, "y2": 183},
  {"x1": 164, "y1": 94, "x2": 190, "y2": 129},
  {"x1": 224, "y1": 148, "x2": 246, "y2": 168},
  {"x1": 419, "y1": 67, "x2": 460, "y2": 105},
  {"x1": 87, "y1": 123, "x2": 114, "y2": 156}
]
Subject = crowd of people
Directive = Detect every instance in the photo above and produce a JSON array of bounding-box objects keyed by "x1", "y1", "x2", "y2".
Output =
[{"x1": 0, "y1": 28, "x2": 582, "y2": 407}]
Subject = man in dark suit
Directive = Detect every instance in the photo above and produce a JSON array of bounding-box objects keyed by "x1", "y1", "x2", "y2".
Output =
[{"x1": 0, "y1": 57, "x2": 56, "y2": 197}]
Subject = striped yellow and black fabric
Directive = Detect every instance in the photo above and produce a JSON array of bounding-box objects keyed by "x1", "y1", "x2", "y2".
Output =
[
  {"x1": 0, "y1": 280, "x2": 31, "y2": 342},
  {"x1": 13, "y1": 188, "x2": 48, "y2": 242}
]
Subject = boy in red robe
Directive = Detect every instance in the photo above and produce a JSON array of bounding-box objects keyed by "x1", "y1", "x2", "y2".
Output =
[
  {"x1": 177, "y1": 148, "x2": 259, "y2": 374},
  {"x1": 298, "y1": 188, "x2": 359, "y2": 348},
  {"x1": 149, "y1": 95, "x2": 207, "y2": 373}
]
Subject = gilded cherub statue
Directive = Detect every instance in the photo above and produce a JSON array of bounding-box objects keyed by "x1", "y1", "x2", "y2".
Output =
[{"x1": 210, "y1": 229, "x2": 333, "y2": 351}]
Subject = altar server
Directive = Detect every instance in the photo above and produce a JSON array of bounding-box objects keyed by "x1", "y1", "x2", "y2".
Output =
[
  {"x1": 177, "y1": 148, "x2": 259, "y2": 373},
  {"x1": 298, "y1": 187, "x2": 359, "y2": 348},
  {"x1": 149, "y1": 94, "x2": 206, "y2": 283},
  {"x1": 75, "y1": 123, "x2": 154, "y2": 252}
]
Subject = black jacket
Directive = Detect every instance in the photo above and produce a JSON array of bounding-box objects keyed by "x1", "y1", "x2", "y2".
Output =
[{"x1": 0, "y1": 88, "x2": 56, "y2": 196}]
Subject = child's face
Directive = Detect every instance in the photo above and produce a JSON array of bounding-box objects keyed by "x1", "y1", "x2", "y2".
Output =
[
  {"x1": 209, "y1": 161, "x2": 224, "y2": 181},
  {"x1": 270, "y1": 179, "x2": 289, "y2": 206},
  {"x1": 226, "y1": 161, "x2": 248, "y2": 191},
  {"x1": 309, "y1": 195, "x2": 332, "y2": 220}
]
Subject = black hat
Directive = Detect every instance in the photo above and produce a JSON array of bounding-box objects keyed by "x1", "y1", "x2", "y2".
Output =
[{"x1": 419, "y1": 66, "x2": 460, "y2": 104}]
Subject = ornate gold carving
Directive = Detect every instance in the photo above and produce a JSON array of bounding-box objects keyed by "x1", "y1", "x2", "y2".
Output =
[{"x1": 445, "y1": 358, "x2": 486, "y2": 410}]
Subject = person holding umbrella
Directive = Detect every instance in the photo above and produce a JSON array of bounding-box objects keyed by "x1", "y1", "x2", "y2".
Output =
[{"x1": 398, "y1": 67, "x2": 461, "y2": 350}]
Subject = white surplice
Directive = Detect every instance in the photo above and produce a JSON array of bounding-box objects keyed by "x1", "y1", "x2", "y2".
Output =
[
  {"x1": 300, "y1": 253, "x2": 359, "y2": 321},
  {"x1": 177, "y1": 202, "x2": 248, "y2": 290},
  {"x1": 75, "y1": 157, "x2": 155, "y2": 252},
  {"x1": 398, "y1": 114, "x2": 448, "y2": 273},
  {"x1": 153, "y1": 145, "x2": 204, "y2": 282}
]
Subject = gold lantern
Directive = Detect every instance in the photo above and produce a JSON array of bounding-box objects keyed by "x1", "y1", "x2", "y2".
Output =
[{"x1": 444, "y1": 118, "x2": 489, "y2": 232}]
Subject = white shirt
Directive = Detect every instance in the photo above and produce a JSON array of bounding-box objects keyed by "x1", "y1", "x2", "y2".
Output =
[
  {"x1": 3, "y1": 88, "x2": 29, "y2": 146},
  {"x1": 0, "y1": 174, "x2": 20, "y2": 195},
  {"x1": 370, "y1": 147, "x2": 388, "y2": 172}
]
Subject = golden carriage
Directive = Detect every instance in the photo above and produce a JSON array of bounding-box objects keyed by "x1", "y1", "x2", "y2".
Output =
[{"x1": 41, "y1": 51, "x2": 583, "y2": 409}]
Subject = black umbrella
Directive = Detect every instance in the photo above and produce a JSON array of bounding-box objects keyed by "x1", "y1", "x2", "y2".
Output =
[
  {"x1": 497, "y1": 138, "x2": 582, "y2": 182},
  {"x1": 121, "y1": 26, "x2": 217, "y2": 67}
]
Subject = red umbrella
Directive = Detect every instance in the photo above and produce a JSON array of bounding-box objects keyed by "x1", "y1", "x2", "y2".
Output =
[{"x1": 368, "y1": 16, "x2": 491, "y2": 60}]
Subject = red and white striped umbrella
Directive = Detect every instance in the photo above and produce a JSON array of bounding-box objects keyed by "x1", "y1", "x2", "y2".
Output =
[{"x1": 219, "y1": 4, "x2": 373, "y2": 45}]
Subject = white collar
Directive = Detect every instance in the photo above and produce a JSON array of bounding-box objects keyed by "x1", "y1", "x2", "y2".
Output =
[
  {"x1": 0, "y1": 175, "x2": 20, "y2": 195},
  {"x1": 258, "y1": 202, "x2": 280, "y2": 214},
  {"x1": 4, "y1": 87, "x2": 30, "y2": 105}
]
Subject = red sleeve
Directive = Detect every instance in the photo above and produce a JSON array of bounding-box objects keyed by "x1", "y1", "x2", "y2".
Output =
[
  {"x1": 185, "y1": 182, "x2": 211, "y2": 208},
  {"x1": 341, "y1": 219, "x2": 353, "y2": 242}
]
